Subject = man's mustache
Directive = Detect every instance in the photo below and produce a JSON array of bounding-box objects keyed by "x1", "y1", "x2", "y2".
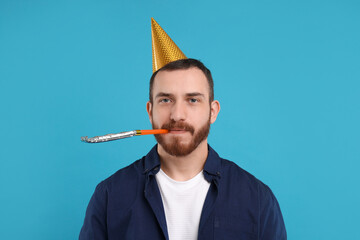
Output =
[{"x1": 161, "y1": 121, "x2": 195, "y2": 135}]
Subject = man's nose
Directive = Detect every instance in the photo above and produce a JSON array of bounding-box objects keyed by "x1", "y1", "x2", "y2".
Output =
[{"x1": 170, "y1": 101, "x2": 186, "y2": 122}]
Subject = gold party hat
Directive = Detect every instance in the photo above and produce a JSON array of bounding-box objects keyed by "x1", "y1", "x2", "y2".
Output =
[{"x1": 151, "y1": 18, "x2": 187, "y2": 72}]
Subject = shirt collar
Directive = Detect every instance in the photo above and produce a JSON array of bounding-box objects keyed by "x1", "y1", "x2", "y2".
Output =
[
  {"x1": 203, "y1": 145, "x2": 222, "y2": 177},
  {"x1": 143, "y1": 145, "x2": 161, "y2": 174},
  {"x1": 143, "y1": 144, "x2": 222, "y2": 178}
]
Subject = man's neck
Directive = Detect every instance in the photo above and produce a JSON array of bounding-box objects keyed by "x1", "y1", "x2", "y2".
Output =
[{"x1": 157, "y1": 140, "x2": 208, "y2": 181}]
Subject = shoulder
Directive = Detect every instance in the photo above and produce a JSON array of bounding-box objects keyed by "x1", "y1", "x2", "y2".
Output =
[
  {"x1": 97, "y1": 157, "x2": 145, "y2": 192},
  {"x1": 88, "y1": 156, "x2": 151, "y2": 214},
  {"x1": 220, "y1": 158, "x2": 269, "y2": 192},
  {"x1": 211, "y1": 148, "x2": 286, "y2": 237},
  {"x1": 221, "y1": 158, "x2": 286, "y2": 236},
  {"x1": 207, "y1": 145, "x2": 272, "y2": 197},
  {"x1": 218, "y1": 157, "x2": 281, "y2": 209},
  {"x1": 93, "y1": 145, "x2": 160, "y2": 203}
]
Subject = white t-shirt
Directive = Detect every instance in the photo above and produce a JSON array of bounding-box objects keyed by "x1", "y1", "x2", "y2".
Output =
[{"x1": 155, "y1": 169, "x2": 211, "y2": 240}]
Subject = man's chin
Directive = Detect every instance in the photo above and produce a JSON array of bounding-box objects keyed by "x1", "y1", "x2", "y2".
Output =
[
  {"x1": 159, "y1": 143, "x2": 197, "y2": 157},
  {"x1": 157, "y1": 137, "x2": 207, "y2": 157}
]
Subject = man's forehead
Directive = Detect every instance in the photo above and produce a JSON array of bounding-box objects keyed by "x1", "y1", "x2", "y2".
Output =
[{"x1": 153, "y1": 68, "x2": 209, "y2": 92}]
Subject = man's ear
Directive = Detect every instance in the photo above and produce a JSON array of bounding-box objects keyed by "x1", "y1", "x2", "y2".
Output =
[
  {"x1": 210, "y1": 100, "x2": 220, "y2": 124},
  {"x1": 146, "y1": 101, "x2": 153, "y2": 124}
]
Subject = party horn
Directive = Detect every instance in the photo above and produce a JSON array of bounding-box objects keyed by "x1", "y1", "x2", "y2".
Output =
[{"x1": 81, "y1": 129, "x2": 168, "y2": 143}]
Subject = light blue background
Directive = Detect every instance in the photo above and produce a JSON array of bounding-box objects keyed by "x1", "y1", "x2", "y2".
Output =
[{"x1": 1, "y1": 0, "x2": 359, "y2": 239}]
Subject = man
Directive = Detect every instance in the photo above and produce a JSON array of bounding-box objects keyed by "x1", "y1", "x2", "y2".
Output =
[{"x1": 79, "y1": 19, "x2": 286, "y2": 240}]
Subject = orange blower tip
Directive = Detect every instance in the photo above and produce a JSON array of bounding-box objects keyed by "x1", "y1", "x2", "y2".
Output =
[{"x1": 140, "y1": 129, "x2": 169, "y2": 135}]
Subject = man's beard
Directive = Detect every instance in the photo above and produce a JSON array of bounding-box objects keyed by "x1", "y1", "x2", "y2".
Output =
[{"x1": 152, "y1": 117, "x2": 211, "y2": 157}]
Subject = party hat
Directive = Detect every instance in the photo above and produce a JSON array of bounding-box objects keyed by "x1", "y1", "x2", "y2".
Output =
[{"x1": 151, "y1": 18, "x2": 187, "y2": 72}]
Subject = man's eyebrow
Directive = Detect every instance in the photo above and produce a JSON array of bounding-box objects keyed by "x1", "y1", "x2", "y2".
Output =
[
  {"x1": 155, "y1": 92, "x2": 174, "y2": 98},
  {"x1": 155, "y1": 92, "x2": 205, "y2": 98},
  {"x1": 186, "y1": 92, "x2": 205, "y2": 98}
]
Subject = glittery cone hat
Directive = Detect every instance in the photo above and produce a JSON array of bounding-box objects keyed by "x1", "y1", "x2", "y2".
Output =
[{"x1": 151, "y1": 18, "x2": 187, "y2": 72}]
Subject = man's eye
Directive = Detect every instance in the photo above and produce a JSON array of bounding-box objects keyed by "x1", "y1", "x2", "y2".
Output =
[
  {"x1": 189, "y1": 98, "x2": 198, "y2": 103},
  {"x1": 160, "y1": 98, "x2": 170, "y2": 103}
]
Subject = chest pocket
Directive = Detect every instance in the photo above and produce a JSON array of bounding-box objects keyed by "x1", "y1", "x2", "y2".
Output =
[{"x1": 213, "y1": 216, "x2": 257, "y2": 240}]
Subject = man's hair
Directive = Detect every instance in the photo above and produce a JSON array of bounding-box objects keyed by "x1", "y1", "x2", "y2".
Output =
[{"x1": 149, "y1": 58, "x2": 214, "y2": 103}]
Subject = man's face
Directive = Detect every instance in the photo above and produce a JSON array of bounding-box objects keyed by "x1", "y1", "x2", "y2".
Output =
[{"x1": 147, "y1": 67, "x2": 219, "y2": 157}]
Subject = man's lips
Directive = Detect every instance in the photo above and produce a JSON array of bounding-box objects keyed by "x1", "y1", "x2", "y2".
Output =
[
  {"x1": 160, "y1": 122, "x2": 195, "y2": 135},
  {"x1": 168, "y1": 128, "x2": 189, "y2": 134}
]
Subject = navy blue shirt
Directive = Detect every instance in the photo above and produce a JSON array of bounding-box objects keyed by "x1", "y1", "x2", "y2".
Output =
[{"x1": 80, "y1": 145, "x2": 286, "y2": 239}]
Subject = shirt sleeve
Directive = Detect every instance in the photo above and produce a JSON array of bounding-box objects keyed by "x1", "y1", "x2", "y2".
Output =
[
  {"x1": 79, "y1": 182, "x2": 108, "y2": 240},
  {"x1": 259, "y1": 184, "x2": 287, "y2": 240}
]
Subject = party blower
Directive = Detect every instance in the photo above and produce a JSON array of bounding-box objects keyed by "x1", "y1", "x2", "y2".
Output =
[{"x1": 81, "y1": 129, "x2": 169, "y2": 143}]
